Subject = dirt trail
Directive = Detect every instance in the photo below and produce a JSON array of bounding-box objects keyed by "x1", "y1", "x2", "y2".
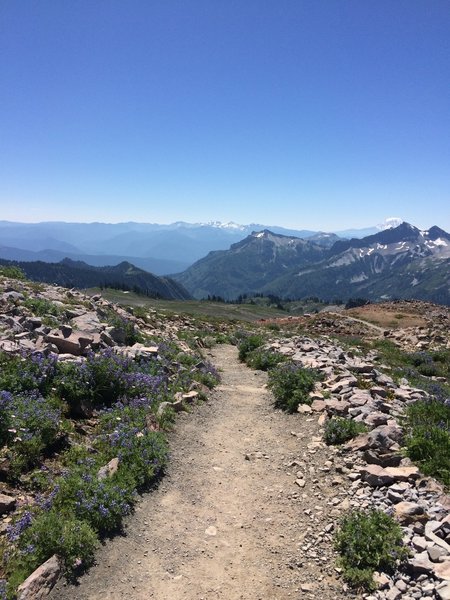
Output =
[
  {"x1": 328, "y1": 312, "x2": 386, "y2": 334},
  {"x1": 51, "y1": 345, "x2": 354, "y2": 600}
]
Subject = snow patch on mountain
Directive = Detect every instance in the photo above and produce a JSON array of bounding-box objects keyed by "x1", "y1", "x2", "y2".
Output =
[{"x1": 377, "y1": 217, "x2": 403, "y2": 230}]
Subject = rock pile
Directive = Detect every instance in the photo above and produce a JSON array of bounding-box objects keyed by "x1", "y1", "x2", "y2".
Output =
[
  {"x1": 269, "y1": 335, "x2": 450, "y2": 599},
  {"x1": 0, "y1": 277, "x2": 224, "y2": 360}
]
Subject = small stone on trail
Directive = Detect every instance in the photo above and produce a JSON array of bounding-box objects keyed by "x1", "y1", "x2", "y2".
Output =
[{"x1": 205, "y1": 526, "x2": 217, "y2": 536}]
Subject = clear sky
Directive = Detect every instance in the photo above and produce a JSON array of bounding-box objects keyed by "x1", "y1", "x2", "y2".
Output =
[{"x1": 0, "y1": 1, "x2": 449, "y2": 230}]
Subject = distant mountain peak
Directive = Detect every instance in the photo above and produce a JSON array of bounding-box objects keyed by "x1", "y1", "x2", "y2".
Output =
[
  {"x1": 209, "y1": 221, "x2": 246, "y2": 230},
  {"x1": 377, "y1": 217, "x2": 404, "y2": 230}
]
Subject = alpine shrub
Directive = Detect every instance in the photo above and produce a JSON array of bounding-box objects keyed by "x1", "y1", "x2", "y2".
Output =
[
  {"x1": 268, "y1": 362, "x2": 322, "y2": 413},
  {"x1": 238, "y1": 334, "x2": 265, "y2": 362},
  {"x1": 334, "y1": 509, "x2": 408, "y2": 590},
  {"x1": 324, "y1": 417, "x2": 367, "y2": 445},
  {"x1": 403, "y1": 398, "x2": 450, "y2": 486},
  {"x1": 245, "y1": 349, "x2": 286, "y2": 371}
]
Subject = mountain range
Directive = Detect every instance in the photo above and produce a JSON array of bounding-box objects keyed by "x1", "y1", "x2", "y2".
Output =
[
  {"x1": 174, "y1": 223, "x2": 450, "y2": 305},
  {"x1": 0, "y1": 220, "x2": 373, "y2": 274},
  {"x1": 2, "y1": 219, "x2": 448, "y2": 306}
]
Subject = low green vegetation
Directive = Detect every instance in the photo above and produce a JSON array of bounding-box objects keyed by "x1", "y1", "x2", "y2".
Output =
[
  {"x1": 268, "y1": 362, "x2": 322, "y2": 413},
  {"x1": 237, "y1": 334, "x2": 265, "y2": 362},
  {"x1": 323, "y1": 417, "x2": 367, "y2": 445},
  {"x1": 373, "y1": 341, "x2": 450, "y2": 393},
  {"x1": 103, "y1": 309, "x2": 144, "y2": 346},
  {"x1": 22, "y1": 297, "x2": 61, "y2": 318},
  {"x1": 334, "y1": 509, "x2": 409, "y2": 591},
  {"x1": 244, "y1": 348, "x2": 286, "y2": 371},
  {"x1": 91, "y1": 288, "x2": 290, "y2": 322},
  {"x1": 0, "y1": 337, "x2": 220, "y2": 597},
  {"x1": 0, "y1": 266, "x2": 26, "y2": 280},
  {"x1": 403, "y1": 398, "x2": 450, "y2": 487}
]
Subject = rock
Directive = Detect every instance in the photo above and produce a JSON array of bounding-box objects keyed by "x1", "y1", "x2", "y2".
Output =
[
  {"x1": 100, "y1": 330, "x2": 115, "y2": 346},
  {"x1": 328, "y1": 379, "x2": 356, "y2": 394},
  {"x1": 348, "y1": 361, "x2": 373, "y2": 374},
  {"x1": 0, "y1": 493, "x2": 16, "y2": 515},
  {"x1": 309, "y1": 391, "x2": 324, "y2": 401},
  {"x1": 45, "y1": 332, "x2": 82, "y2": 355},
  {"x1": 385, "y1": 466, "x2": 420, "y2": 482},
  {"x1": 428, "y1": 545, "x2": 448, "y2": 562},
  {"x1": 297, "y1": 404, "x2": 312, "y2": 414},
  {"x1": 425, "y1": 521, "x2": 450, "y2": 555},
  {"x1": 438, "y1": 495, "x2": 450, "y2": 511},
  {"x1": 437, "y1": 581, "x2": 450, "y2": 599},
  {"x1": 24, "y1": 316, "x2": 42, "y2": 330},
  {"x1": 373, "y1": 571, "x2": 390, "y2": 589},
  {"x1": 137, "y1": 345, "x2": 159, "y2": 357},
  {"x1": 60, "y1": 324, "x2": 73, "y2": 337},
  {"x1": 370, "y1": 386, "x2": 389, "y2": 398},
  {"x1": 71, "y1": 312, "x2": 102, "y2": 333},
  {"x1": 408, "y1": 550, "x2": 435, "y2": 575},
  {"x1": 434, "y1": 561, "x2": 450, "y2": 581},
  {"x1": 17, "y1": 554, "x2": 61, "y2": 599},
  {"x1": 3, "y1": 290, "x2": 24, "y2": 301},
  {"x1": 78, "y1": 333, "x2": 94, "y2": 351},
  {"x1": 394, "y1": 579, "x2": 407, "y2": 593},
  {"x1": 385, "y1": 587, "x2": 401, "y2": 600},
  {"x1": 412, "y1": 536, "x2": 428, "y2": 552},
  {"x1": 387, "y1": 489, "x2": 404, "y2": 504},
  {"x1": 367, "y1": 424, "x2": 403, "y2": 450},
  {"x1": 324, "y1": 399, "x2": 350, "y2": 416},
  {"x1": 364, "y1": 449, "x2": 402, "y2": 468},
  {"x1": 359, "y1": 465, "x2": 395, "y2": 487},
  {"x1": 348, "y1": 391, "x2": 371, "y2": 406},
  {"x1": 311, "y1": 399, "x2": 326, "y2": 412},
  {"x1": 364, "y1": 411, "x2": 389, "y2": 427},
  {"x1": 345, "y1": 433, "x2": 371, "y2": 451},
  {"x1": 97, "y1": 457, "x2": 119, "y2": 481},
  {"x1": 394, "y1": 501, "x2": 426, "y2": 524},
  {"x1": 65, "y1": 308, "x2": 85, "y2": 319}
]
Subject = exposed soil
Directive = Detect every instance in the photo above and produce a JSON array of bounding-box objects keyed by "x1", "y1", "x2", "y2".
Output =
[
  {"x1": 346, "y1": 305, "x2": 428, "y2": 329},
  {"x1": 50, "y1": 345, "x2": 356, "y2": 600}
]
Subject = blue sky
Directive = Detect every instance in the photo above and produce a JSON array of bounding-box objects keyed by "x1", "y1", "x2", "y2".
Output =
[{"x1": 1, "y1": 1, "x2": 449, "y2": 230}]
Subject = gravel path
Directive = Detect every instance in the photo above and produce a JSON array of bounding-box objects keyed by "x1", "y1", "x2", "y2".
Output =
[{"x1": 50, "y1": 345, "x2": 357, "y2": 600}]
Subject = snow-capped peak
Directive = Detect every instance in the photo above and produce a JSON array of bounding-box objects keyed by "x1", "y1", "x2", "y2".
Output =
[
  {"x1": 201, "y1": 221, "x2": 247, "y2": 230},
  {"x1": 377, "y1": 217, "x2": 404, "y2": 230}
]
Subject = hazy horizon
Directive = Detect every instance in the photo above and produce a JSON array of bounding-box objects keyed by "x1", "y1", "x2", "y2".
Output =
[{"x1": 0, "y1": 216, "x2": 442, "y2": 235}]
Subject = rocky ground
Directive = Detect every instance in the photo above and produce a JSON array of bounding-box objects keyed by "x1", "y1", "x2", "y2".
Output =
[
  {"x1": 0, "y1": 277, "x2": 226, "y2": 359},
  {"x1": 0, "y1": 275, "x2": 449, "y2": 599},
  {"x1": 266, "y1": 334, "x2": 450, "y2": 599},
  {"x1": 260, "y1": 300, "x2": 450, "y2": 353}
]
